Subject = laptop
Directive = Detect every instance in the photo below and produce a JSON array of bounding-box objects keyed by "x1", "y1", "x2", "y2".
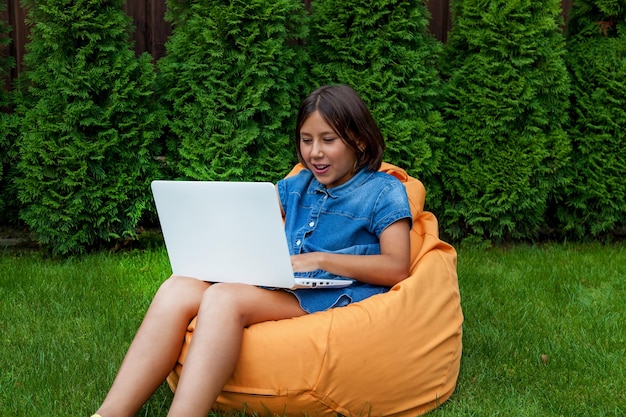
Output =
[{"x1": 151, "y1": 180, "x2": 354, "y2": 289}]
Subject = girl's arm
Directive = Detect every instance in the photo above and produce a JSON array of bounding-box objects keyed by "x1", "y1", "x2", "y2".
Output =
[{"x1": 290, "y1": 218, "x2": 411, "y2": 287}]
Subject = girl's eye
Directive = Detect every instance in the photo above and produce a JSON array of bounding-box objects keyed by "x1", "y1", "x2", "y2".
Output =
[
  {"x1": 301, "y1": 138, "x2": 312, "y2": 144},
  {"x1": 323, "y1": 137, "x2": 336, "y2": 142}
]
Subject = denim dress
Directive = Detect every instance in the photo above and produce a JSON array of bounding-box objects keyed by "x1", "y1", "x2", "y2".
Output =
[{"x1": 276, "y1": 168, "x2": 412, "y2": 313}]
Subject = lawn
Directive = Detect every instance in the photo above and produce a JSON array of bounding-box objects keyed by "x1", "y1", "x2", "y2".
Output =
[{"x1": 0, "y1": 241, "x2": 624, "y2": 416}]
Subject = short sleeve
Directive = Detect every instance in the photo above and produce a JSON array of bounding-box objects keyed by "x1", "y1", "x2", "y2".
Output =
[{"x1": 371, "y1": 179, "x2": 412, "y2": 237}]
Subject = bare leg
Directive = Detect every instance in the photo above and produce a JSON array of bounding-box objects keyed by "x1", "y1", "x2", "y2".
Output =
[
  {"x1": 167, "y1": 283, "x2": 306, "y2": 417},
  {"x1": 96, "y1": 276, "x2": 210, "y2": 417}
]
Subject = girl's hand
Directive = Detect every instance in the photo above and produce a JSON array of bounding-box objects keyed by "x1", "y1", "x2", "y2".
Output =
[
  {"x1": 288, "y1": 219, "x2": 411, "y2": 286},
  {"x1": 290, "y1": 253, "x2": 323, "y2": 273}
]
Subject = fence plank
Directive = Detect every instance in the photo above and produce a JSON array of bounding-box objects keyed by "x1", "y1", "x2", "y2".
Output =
[
  {"x1": 428, "y1": 0, "x2": 451, "y2": 42},
  {"x1": 146, "y1": 0, "x2": 169, "y2": 60},
  {"x1": 124, "y1": 0, "x2": 148, "y2": 55},
  {"x1": 5, "y1": 0, "x2": 27, "y2": 85}
]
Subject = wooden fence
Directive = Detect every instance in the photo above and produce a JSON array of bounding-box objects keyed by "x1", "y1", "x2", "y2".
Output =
[{"x1": 2, "y1": 0, "x2": 573, "y2": 89}]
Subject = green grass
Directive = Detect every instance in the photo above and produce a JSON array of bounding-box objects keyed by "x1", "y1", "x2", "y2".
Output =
[
  {"x1": 0, "y1": 242, "x2": 624, "y2": 416},
  {"x1": 432, "y1": 243, "x2": 625, "y2": 417},
  {"x1": 0, "y1": 247, "x2": 173, "y2": 416}
]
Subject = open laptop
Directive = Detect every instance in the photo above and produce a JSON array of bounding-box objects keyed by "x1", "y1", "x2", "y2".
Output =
[{"x1": 151, "y1": 180, "x2": 354, "y2": 289}]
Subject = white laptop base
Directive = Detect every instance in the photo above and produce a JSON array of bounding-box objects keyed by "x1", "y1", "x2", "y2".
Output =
[{"x1": 151, "y1": 180, "x2": 353, "y2": 290}]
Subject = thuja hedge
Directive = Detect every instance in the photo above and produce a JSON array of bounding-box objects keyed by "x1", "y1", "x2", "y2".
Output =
[
  {"x1": 14, "y1": 0, "x2": 165, "y2": 255},
  {"x1": 437, "y1": 0, "x2": 572, "y2": 242},
  {"x1": 2, "y1": 0, "x2": 625, "y2": 254},
  {"x1": 554, "y1": 0, "x2": 626, "y2": 239},
  {"x1": 157, "y1": 0, "x2": 309, "y2": 183},
  {"x1": 0, "y1": 1, "x2": 16, "y2": 224}
]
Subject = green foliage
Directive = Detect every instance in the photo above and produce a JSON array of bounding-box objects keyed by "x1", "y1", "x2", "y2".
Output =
[
  {"x1": 438, "y1": 0, "x2": 571, "y2": 242},
  {"x1": 0, "y1": 3, "x2": 17, "y2": 223},
  {"x1": 7, "y1": 0, "x2": 624, "y2": 246},
  {"x1": 15, "y1": 0, "x2": 165, "y2": 255},
  {"x1": 0, "y1": 4, "x2": 12, "y2": 111},
  {"x1": 567, "y1": 0, "x2": 626, "y2": 37},
  {"x1": 306, "y1": 0, "x2": 445, "y2": 203},
  {"x1": 157, "y1": 0, "x2": 309, "y2": 182},
  {"x1": 555, "y1": 0, "x2": 626, "y2": 239},
  {"x1": 0, "y1": 3, "x2": 12, "y2": 107}
]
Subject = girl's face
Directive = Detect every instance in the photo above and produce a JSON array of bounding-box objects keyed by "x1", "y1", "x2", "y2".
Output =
[{"x1": 299, "y1": 111, "x2": 359, "y2": 189}]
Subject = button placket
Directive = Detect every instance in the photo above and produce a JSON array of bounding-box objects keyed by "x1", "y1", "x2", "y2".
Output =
[{"x1": 294, "y1": 192, "x2": 326, "y2": 253}]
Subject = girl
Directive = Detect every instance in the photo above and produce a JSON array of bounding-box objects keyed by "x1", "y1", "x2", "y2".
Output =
[{"x1": 93, "y1": 84, "x2": 412, "y2": 417}]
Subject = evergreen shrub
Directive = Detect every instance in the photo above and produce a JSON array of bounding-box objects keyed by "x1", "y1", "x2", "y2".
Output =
[
  {"x1": 438, "y1": 0, "x2": 571, "y2": 242},
  {"x1": 0, "y1": 3, "x2": 17, "y2": 223},
  {"x1": 15, "y1": 0, "x2": 165, "y2": 255},
  {"x1": 306, "y1": 0, "x2": 445, "y2": 205},
  {"x1": 556, "y1": 0, "x2": 626, "y2": 239},
  {"x1": 157, "y1": 0, "x2": 309, "y2": 183}
]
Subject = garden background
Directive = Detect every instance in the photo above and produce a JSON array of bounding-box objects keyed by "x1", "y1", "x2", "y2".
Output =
[
  {"x1": 0, "y1": 1, "x2": 624, "y2": 416},
  {"x1": 1, "y1": 0, "x2": 624, "y2": 255}
]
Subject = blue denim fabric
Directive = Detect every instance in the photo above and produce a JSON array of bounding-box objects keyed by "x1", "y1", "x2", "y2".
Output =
[{"x1": 275, "y1": 168, "x2": 412, "y2": 313}]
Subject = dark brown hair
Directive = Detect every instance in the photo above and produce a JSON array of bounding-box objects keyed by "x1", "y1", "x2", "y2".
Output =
[{"x1": 295, "y1": 84, "x2": 385, "y2": 172}]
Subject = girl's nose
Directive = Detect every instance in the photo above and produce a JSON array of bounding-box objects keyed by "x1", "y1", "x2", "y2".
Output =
[{"x1": 311, "y1": 140, "x2": 323, "y2": 157}]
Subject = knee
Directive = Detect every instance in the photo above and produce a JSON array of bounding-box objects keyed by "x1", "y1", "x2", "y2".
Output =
[
  {"x1": 152, "y1": 275, "x2": 207, "y2": 311},
  {"x1": 199, "y1": 283, "x2": 239, "y2": 307},
  {"x1": 156, "y1": 275, "x2": 188, "y2": 299},
  {"x1": 197, "y1": 283, "x2": 245, "y2": 319}
]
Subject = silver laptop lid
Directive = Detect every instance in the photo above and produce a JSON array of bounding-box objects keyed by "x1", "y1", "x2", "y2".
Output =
[{"x1": 151, "y1": 180, "x2": 297, "y2": 288}]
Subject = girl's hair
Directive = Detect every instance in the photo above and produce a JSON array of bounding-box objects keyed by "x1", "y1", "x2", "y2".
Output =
[{"x1": 295, "y1": 84, "x2": 385, "y2": 172}]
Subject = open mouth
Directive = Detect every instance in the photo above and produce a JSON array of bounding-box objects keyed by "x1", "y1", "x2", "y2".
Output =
[{"x1": 312, "y1": 164, "x2": 330, "y2": 173}]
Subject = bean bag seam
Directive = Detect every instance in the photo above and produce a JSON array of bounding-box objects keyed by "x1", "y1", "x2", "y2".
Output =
[
  {"x1": 310, "y1": 309, "x2": 336, "y2": 410},
  {"x1": 429, "y1": 247, "x2": 463, "y2": 403}
]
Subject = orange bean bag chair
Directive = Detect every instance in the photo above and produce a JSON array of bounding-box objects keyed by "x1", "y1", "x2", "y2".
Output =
[{"x1": 167, "y1": 162, "x2": 463, "y2": 416}]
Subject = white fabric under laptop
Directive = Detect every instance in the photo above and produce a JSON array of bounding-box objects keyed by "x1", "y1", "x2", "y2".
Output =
[{"x1": 151, "y1": 180, "x2": 353, "y2": 289}]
